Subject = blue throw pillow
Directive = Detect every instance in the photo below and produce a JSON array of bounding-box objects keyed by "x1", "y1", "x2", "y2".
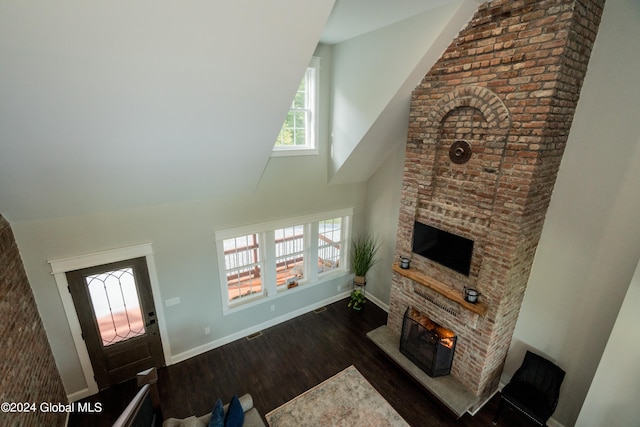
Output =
[
  {"x1": 224, "y1": 395, "x2": 244, "y2": 427},
  {"x1": 209, "y1": 399, "x2": 224, "y2": 427}
]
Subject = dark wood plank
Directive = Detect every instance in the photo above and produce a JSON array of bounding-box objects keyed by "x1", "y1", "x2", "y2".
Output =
[{"x1": 69, "y1": 298, "x2": 539, "y2": 427}]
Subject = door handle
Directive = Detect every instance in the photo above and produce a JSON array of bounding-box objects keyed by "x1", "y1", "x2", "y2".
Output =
[{"x1": 145, "y1": 319, "x2": 156, "y2": 327}]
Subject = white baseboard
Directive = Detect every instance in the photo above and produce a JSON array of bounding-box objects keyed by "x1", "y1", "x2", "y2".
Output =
[
  {"x1": 67, "y1": 387, "x2": 94, "y2": 403},
  {"x1": 365, "y1": 292, "x2": 389, "y2": 312},
  {"x1": 171, "y1": 292, "x2": 350, "y2": 364},
  {"x1": 548, "y1": 417, "x2": 564, "y2": 427}
]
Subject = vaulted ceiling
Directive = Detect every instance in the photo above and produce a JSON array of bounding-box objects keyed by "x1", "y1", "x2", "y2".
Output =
[{"x1": 0, "y1": 0, "x2": 470, "y2": 222}]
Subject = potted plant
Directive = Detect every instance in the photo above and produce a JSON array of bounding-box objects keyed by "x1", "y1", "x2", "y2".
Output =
[
  {"x1": 351, "y1": 233, "x2": 380, "y2": 286},
  {"x1": 347, "y1": 289, "x2": 367, "y2": 310}
]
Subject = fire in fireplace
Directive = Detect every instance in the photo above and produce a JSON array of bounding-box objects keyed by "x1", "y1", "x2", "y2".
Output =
[{"x1": 400, "y1": 307, "x2": 456, "y2": 377}]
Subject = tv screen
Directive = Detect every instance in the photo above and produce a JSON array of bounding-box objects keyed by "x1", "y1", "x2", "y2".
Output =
[{"x1": 412, "y1": 221, "x2": 474, "y2": 276}]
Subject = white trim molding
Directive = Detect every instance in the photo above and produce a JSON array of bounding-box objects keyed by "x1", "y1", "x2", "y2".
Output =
[
  {"x1": 213, "y1": 208, "x2": 353, "y2": 241},
  {"x1": 214, "y1": 208, "x2": 353, "y2": 312},
  {"x1": 48, "y1": 243, "x2": 171, "y2": 401}
]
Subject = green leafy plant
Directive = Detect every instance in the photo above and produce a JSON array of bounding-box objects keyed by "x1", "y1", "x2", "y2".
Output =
[
  {"x1": 351, "y1": 233, "x2": 380, "y2": 280},
  {"x1": 348, "y1": 289, "x2": 367, "y2": 310}
]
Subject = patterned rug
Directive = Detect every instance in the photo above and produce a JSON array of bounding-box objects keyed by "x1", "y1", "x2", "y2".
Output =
[{"x1": 265, "y1": 365, "x2": 410, "y2": 426}]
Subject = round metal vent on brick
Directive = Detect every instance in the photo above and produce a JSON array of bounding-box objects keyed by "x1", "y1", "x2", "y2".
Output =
[{"x1": 449, "y1": 140, "x2": 472, "y2": 164}]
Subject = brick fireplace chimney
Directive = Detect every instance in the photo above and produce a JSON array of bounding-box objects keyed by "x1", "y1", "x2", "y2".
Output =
[{"x1": 388, "y1": 0, "x2": 605, "y2": 405}]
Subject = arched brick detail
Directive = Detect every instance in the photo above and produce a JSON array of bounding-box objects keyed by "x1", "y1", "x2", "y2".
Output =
[
  {"x1": 417, "y1": 86, "x2": 512, "y2": 221},
  {"x1": 427, "y1": 86, "x2": 511, "y2": 137}
]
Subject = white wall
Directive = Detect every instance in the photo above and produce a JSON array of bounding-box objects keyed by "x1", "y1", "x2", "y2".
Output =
[
  {"x1": 502, "y1": 1, "x2": 640, "y2": 425},
  {"x1": 0, "y1": 1, "x2": 335, "y2": 221},
  {"x1": 363, "y1": 143, "x2": 406, "y2": 308},
  {"x1": 15, "y1": 178, "x2": 366, "y2": 397},
  {"x1": 329, "y1": 0, "x2": 475, "y2": 183},
  {"x1": 12, "y1": 43, "x2": 369, "y2": 397},
  {"x1": 575, "y1": 257, "x2": 640, "y2": 426}
]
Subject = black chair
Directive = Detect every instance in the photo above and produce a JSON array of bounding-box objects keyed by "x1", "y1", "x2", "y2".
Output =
[{"x1": 493, "y1": 351, "x2": 565, "y2": 426}]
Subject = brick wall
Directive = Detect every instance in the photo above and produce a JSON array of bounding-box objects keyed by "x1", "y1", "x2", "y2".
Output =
[
  {"x1": 390, "y1": 0, "x2": 604, "y2": 403},
  {"x1": 0, "y1": 214, "x2": 67, "y2": 426}
]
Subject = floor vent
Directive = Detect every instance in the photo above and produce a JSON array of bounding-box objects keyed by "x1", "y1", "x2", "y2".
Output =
[
  {"x1": 314, "y1": 306, "x2": 327, "y2": 314},
  {"x1": 246, "y1": 331, "x2": 263, "y2": 341}
]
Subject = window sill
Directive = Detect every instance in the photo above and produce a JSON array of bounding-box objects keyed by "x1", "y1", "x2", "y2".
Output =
[
  {"x1": 271, "y1": 148, "x2": 319, "y2": 157},
  {"x1": 223, "y1": 269, "x2": 349, "y2": 316}
]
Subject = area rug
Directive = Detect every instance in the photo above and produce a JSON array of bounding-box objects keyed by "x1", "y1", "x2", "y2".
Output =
[{"x1": 265, "y1": 365, "x2": 410, "y2": 426}]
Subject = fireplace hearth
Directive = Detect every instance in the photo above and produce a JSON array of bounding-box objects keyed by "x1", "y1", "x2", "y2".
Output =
[{"x1": 400, "y1": 307, "x2": 456, "y2": 377}]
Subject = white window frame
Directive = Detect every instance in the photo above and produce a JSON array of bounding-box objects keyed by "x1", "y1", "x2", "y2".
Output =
[
  {"x1": 215, "y1": 208, "x2": 352, "y2": 312},
  {"x1": 272, "y1": 57, "x2": 320, "y2": 156},
  {"x1": 221, "y1": 234, "x2": 266, "y2": 304},
  {"x1": 273, "y1": 224, "x2": 307, "y2": 290},
  {"x1": 317, "y1": 217, "x2": 344, "y2": 273}
]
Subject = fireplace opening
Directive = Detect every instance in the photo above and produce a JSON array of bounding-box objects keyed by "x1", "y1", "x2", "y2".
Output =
[{"x1": 400, "y1": 307, "x2": 457, "y2": 377}]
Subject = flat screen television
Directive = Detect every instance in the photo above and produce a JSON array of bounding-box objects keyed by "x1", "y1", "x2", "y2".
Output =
[{"x1": 412, "y1": 221, "x2": 474, "y2": 276}]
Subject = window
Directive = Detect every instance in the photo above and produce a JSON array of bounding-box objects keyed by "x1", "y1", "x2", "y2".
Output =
[
  {"x1": 85, "y1": 267, "x2": 145, "y2": 346},
  {"x1": 273, "y1": 57, "x2": 319, "y2": 155},
  {"x1": 215, "y1": 208, "x2": 352, "y2": 310},
  {"x1": 222, "y1": 234, "x2": 264, "y2": 301},
  {"x1": 274, "y1": 225, "x2": 305, "y2": 288},
  {"x1": 318, "y1": 218, "x2": 343, "y2": 273}
]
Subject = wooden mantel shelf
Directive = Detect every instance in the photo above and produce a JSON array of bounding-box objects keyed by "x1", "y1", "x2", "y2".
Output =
[{"x1": 392, "y1": 264, "x2": 488, "y2": 316}]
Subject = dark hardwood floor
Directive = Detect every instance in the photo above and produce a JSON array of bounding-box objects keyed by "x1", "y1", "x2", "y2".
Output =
[{"x1": 69, "y1": 298, "x2": 536, "y2": 426}]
